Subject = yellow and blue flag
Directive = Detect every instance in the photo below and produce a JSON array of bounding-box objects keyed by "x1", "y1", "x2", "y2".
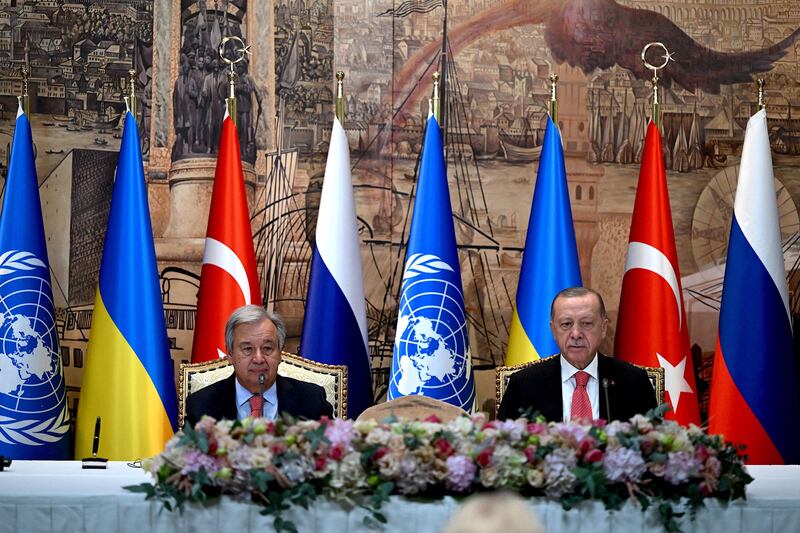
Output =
[
  {"x1": 74, "y1": 112, "x2": 177, "y2": 460},
  {"x1": 0, "y1": 107, "x2": 70, "y2": 459},
  {"x1": 389, "y1": 116, "x2": 476, "y2": 411},
  {"x1": 505, "y1": 117, "x2": 581, "y2": 365}
]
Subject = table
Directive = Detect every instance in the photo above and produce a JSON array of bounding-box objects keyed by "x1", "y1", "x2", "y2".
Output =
[{"x1": 0, "y1": 462, "x2": 798, "y2": 532}]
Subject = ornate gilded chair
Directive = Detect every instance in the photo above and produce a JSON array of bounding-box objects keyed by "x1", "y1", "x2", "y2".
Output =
[
  {"x1": 178, "y1": 352, "x2": 348, "y2": 427},
  {"x1": 494, "y1": 358, "x2": 665, "y2": 418}
]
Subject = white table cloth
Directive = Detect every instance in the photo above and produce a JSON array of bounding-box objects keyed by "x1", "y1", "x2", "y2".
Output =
[{"x1": 0, "y1": 461, "x2": 797, "y2": 532}]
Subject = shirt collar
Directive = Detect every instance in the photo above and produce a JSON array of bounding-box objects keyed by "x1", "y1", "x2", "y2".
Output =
[
  {"x1": 560, "y1": 353, "x2": 599, "y2": 383},
  {"x1": 235, "y1": 376, "x2": 278, "y2": 407}
]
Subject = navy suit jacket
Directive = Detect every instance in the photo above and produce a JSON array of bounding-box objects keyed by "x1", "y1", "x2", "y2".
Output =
[
  {"x1": 497, "y1": 354, "x2": 657, "y2": 422},
  {"x1": 185, "y1": 374, "x2": 333, "y2": 428}
]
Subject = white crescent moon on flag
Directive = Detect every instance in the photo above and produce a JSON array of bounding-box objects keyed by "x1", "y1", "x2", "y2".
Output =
[
  {"x1": 624, "y1": 241, "x2": 682, "y2": 326},
  {"x1": 202, "y1": 237, "x2": 252, "y2": 306}
]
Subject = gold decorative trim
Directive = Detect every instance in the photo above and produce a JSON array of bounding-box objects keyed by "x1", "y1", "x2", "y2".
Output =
[{"x1": 494, "y1": 358, "x2": 548, "y2": 418}]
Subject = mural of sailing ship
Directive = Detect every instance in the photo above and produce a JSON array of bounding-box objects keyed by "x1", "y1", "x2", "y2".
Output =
[{"x1": 499, "y1": 115, "x2": 544, "y2": 162}]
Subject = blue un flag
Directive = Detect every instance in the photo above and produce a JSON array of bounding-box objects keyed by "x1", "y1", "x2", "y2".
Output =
[
  {"x1": 0, "y1": 108, "x2": 70, "y2": 458},
  {"x1": 388, "y1": 116, "x2": 476, "y2": 411}
]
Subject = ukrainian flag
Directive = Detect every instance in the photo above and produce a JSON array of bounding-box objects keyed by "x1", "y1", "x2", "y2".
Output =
[
  {"x1": 74, "y1": 113, "x2": 178, "y2": 460},
  {"x1": 505, "y1": 117, "x2": 582, "y2": 365}
]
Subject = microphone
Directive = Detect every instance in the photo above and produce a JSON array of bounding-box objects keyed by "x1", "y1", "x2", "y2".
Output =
[
  {"x1": 602, "y1": 378, "x2": 614, "y2": 421},
  {"x1": 258, "y1": 373, "x2": 265, "y2": 418}
]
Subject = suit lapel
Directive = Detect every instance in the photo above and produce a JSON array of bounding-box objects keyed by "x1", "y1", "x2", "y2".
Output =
[
  {"x1": 597, "y1": 354, "x2": 615, "y2": 421},
  {"x1": 275, "y1": 375, "x2": 296, "y2": 417},
  {"x1": 220, "y1": 375, "x2": 239, "y2": 421},
  {"x1": 541, "y1": 356, "x2": 563, "y2": 422}
]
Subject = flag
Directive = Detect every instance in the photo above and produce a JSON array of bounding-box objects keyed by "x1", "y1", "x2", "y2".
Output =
[
  {"x1": 615, "y1": 121, "x2": 701, "y2": 426},
  {"x1": 0, "y1": 107, "x2": 70, "y2": 459},
  {"x1": 378, "y1": 0, "x2": 442, "y2": 18},
  {"x1": 505, "y1": 117, "x2": 582, "y2": 365},
  {"x1": 388, "y1": 116, "x2": 475, "y2": 411},
  {"x1": 708, "y1": 109, "x2": 800, "y2": 464},
  {"x1": 299, "y1": 118, "x2": 372, "y2": 418},
  {"x1": 192, "y1": 116, "x2": 261, "y2": 362},
  {"x1": 74, "y1": 112, "x2": 177, "y2": 460}
]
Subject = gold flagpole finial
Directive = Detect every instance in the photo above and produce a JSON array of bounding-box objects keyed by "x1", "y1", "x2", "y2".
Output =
[
  {"x1": 18, "y1": 66, "x2": 29, "y2": 116},
  {"x1": 757, "y1": 78, "x2": 766, "y2": 111},
  {"x1": 431, "y1": 71, "x2": 441, "y2": 122},
  {"x1": 124, "y1": 69, "x2": 136, "y2": 116},
  {"x1": 642, "y1": 42, "x2": 672, "y2": 129},
  {"x1": 219, "y1": 36, "x2": 250, "y2": 125},
  {"x1": 549, "y1": 73, "x2": 559, "y2": 124},
  {"x1": 335, "y1": 71, "x2": 345, "y2": 125}
]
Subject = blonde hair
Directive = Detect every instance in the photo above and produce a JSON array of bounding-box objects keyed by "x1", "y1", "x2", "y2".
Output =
[{"x1": 441, "y1": 492, "x2": 544, "y2": 533}]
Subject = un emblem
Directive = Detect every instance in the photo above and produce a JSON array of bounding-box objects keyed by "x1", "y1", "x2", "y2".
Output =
[
  {"x1": 0, "y1": 251, "x2": 69, "y2": 446},
  {"x1": 389, "y1": 254, "x2": 475, "y2": 411}
]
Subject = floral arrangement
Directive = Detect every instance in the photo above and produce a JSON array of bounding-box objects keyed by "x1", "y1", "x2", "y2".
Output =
[{"x1": 127, "y1": 408, "x2": 751, "y2": 533}]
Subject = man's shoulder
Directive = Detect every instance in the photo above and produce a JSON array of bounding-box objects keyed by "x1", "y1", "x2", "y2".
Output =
[
  {"x1": 599, "y1": 354, "x2": 650, "y2": 379},
  {"x1": 187, "y1": 375, "x2": 234, "y2": 402},
  {"x1": 507, "y1": 355, "x2": 560, "y2": 382},
  {"x1": 277, "y1": 374, "x2": 326, "y2": 394}
]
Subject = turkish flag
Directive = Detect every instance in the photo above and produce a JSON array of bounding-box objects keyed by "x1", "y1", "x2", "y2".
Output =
[
  {"x1": 191, "y1": 116, "x2": 262, "y2": 362},
  {"x1": 615, "y1": 122, "x2": 701, "y2": 426}
]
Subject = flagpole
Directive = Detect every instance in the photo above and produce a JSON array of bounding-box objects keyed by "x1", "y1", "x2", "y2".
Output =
[
  {"x1": 549, "y1": 73, "x2": 558, "y2": 124},
  {"x1": 757, "y1": 78, "x2": 766, "y2": 111},
  {"x1": 641, "y1": 42, "x2": 672, "y2": 129},
  {"x1": 18, "y1": 66, "x2": 29, "y2": 116},
  {"x1": 123, "y1": 69, "x2": 136, "y2": 116},
  {"x1": 439, "y1": 0, "x2": 448, "y2": 145},
  {"x1": 335, "y1": 71, "x2": 345, "y2": 125},
  {"x1": 431, "y1": 72, "x2": 441, "y2": 122},
  {"x1": 218, "y1": 35, "x2": 251, "y2": 126}
]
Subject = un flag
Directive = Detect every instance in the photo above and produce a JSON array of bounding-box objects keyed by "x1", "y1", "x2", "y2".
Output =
[
  {"x1": 0, "y1": 110, "x2": 70, "y2": 459},
  {"x1": 388, "y1": 117, "x2": 476, "y2": 411}
]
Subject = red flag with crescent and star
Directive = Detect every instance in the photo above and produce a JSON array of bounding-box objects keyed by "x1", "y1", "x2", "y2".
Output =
[
  {"x1": 191, "y1": 116, "x2": 262, "y2": 362},
  {"x1": 614, "y1": 121, "x2": 701, "y2": 426}
]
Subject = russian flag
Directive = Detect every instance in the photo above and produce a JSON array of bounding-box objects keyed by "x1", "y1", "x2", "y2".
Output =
[
  {"x1": 708, "y1": 109, "x2": 800, "y2": 464},
  {"x1": 299, "y1": 118, "x2": 372, "y2": 419},
  {"x1": 74, "y1": 113, "x2": 178, "y2": 460}
]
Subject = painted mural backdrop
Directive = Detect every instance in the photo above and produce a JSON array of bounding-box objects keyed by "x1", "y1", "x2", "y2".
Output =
[{"x1": 0, "y1": 0, "x2": 798, "y2": 423}]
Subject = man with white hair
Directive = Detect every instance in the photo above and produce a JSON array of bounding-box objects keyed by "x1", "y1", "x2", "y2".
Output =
[{"x1": 185, "y1": 305, "x2": 333, "y2": 427}]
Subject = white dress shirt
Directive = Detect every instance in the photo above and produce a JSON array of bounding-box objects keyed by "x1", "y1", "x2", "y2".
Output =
[
  {"x1": 560, "y1": 354, "x2": 600, "y2": 422},
  {"x1": 235, "y1": 378, "x2": 279, "y2": 421}
]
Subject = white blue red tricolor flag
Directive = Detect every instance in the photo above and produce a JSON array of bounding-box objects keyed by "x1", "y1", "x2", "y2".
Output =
[
  {"x1": 300, "y1": 117, "x2": 372, "y2": 418},
  {"x1": 709, "y1": 109, "x2": 800, "y2": 464}
]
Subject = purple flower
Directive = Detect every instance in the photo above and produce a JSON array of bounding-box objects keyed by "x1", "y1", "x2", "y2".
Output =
[
  {"x1": 543, "y1": 448, "x2": 577, "y2": 497},
  {"x1": 552, "y1": 423, "x2": 588, "y2": 444},
  {"x1": 180, "y1": 449, "x2": 220, "y2": 476},
  {"x1": 664, "y1": 451, "x2": 702, "y2": 485},
  {"x1": 603, "y1": 447, "x2": 646, "y2": 483},
  {"x1": 446, "y1": 455, "x2": 477, "y2": 492},
  {"x1": 497, "y1": 419, "x2": 525, "y2": 442},
  {"x1": 325, "y1": 419, "x2": 357, "y2": 450}
]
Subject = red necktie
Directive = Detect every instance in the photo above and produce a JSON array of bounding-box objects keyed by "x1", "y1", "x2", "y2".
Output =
[
  {"x1": 571, "y1": 371, "x2": 592, "y2": 421},
  {"x1": 248, "y1": 394, "x2": 264, "y2": 418}
]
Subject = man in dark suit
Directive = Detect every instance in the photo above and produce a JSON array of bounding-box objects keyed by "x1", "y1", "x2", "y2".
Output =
[
  {"x1": 498, "y1": 287, "x2": 656, "y2": 422},
  {"x1": 185, "y1": 305, "x2": 333, "y2": 428}
]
